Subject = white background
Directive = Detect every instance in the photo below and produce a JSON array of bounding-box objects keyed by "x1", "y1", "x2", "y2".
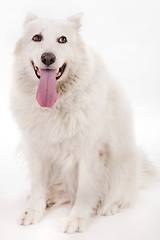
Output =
[{"x1": 0, "y1": 0, "x2": 160, "y2": 239}]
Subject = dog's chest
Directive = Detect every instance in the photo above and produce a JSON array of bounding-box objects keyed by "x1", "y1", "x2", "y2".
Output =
[{"x1": 25, "y1": 105, "x2": 87, "y2": 145}]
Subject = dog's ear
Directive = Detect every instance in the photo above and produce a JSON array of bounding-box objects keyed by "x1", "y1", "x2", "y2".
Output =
[
  {"x1": 24, "y1": 12, "x2": 38, "y2": 26},
  {"x1": 67, "y1": 12, "x2": 83, "y2": 29}
]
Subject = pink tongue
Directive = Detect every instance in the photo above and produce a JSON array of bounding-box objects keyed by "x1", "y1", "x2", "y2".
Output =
[{"x1": 36, "y1": 69, "x2": 57, "y2": 108}]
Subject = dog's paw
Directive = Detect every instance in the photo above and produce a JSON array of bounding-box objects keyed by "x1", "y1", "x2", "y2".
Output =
[
  {"x1": 103, "y1": 203, "x2": 121, "y2": 216},
  {"x1": 60, "y1": 216, "x2": 87, "y2": 233},
  {"x1": 94, "y1": 202, "x2": 122, "y2": 216},
  {"x1": 20, "y1": 209, "x2": 43, "y2": 226}
]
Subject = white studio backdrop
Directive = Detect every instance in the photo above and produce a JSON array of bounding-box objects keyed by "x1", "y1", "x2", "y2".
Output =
[{"x1": 0, "y1": 0, "x2": 160, "y2": 240}]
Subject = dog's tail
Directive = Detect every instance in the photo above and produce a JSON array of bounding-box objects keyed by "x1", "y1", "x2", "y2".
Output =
[{"x1": 138, "y1": 150, "x2": 160, "y2": 188}]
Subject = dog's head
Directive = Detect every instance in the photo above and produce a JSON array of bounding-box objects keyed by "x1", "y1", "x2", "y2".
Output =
[{"x1": 14, "y1": 13, "x2": 85, "y2": 107}]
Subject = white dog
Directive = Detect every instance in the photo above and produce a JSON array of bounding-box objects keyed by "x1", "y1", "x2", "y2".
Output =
[{"x1": 11, "y1": 13, "x2": 154, "y2": 233}]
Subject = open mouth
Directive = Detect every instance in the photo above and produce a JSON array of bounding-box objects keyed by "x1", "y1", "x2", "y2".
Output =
[{"x1": 31, "y1": 61, "x2": 66, "y2": 80}]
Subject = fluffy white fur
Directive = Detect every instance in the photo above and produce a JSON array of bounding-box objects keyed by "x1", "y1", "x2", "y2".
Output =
[{"x1": 11, "y1": 13, "x2": 153, "y2": 233}]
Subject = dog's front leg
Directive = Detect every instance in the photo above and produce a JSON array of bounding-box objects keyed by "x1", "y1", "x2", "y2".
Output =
[
  {"x1": 20, "y1": 152, "x2": 47, "y2": 225},
  {"x1": 61, "y1": 151, "x2": 100, "y2": 233}
]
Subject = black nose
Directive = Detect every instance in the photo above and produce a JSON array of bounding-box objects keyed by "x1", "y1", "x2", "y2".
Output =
[{"x1": 41, "y1": 52, "x2": 56, "y2": 67}]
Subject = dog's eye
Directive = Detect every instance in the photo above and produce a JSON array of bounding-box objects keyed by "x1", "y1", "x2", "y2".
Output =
[
  {"x1": 32, "y1": 34, "x2": 43, "y2": 42},
  {"x1": 58, "y1": 36, "x2": 67, "y2": 44}
]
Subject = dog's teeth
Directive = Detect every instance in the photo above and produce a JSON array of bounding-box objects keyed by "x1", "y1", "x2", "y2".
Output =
[
  {"x1": 56, "y1": 72, "x2": 61, "y2": 77},
  {"x1": 56, "y1": 69, "x2": 59, "y2": 73},
  {"x1": 37, "y1": 69, "x2": 40, "y2": 76}
]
